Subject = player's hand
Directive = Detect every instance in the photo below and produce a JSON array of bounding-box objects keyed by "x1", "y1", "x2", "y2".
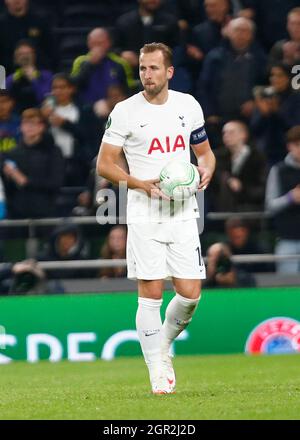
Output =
[
  {"x1": 197, "y1": 166, "x2": 212, "y2": 191},
  {"x1": 140, "y1": 179, "x2": 170, "y2": 200}
]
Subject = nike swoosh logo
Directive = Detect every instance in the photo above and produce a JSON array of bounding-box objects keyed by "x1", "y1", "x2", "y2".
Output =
[
  {"x1": 140, "y1": 124, "x2": 148, "y2": 128},
  {"x1": 145, "y1": 332, "x2": 158, "y2": 337}
]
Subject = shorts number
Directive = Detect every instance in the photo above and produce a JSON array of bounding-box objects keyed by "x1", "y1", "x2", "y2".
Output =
[{"x1": 196, "y1": 246, "x2": 202, "y2": 266}]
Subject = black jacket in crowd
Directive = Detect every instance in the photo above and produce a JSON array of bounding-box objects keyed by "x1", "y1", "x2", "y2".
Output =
[
  {"x1": 0, "y1": 8, "x2": 56, "y2": 74},
  {"x1": 1, "y1": 132, "x2": 64, "y2": 219},
  {"x1": 210, "y1": 146, "x2": 267, "y2": 212},
  {"x1": 114, "y1": 8, "x2": 180, "y2": 55},
  {"x1": 198, "y1": 41, "x2": 267, "y2": 121}
]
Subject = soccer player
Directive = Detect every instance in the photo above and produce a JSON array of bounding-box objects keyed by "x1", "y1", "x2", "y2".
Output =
[{"x1": 97, "y1": 42, "x2": 215, "y2": 394}]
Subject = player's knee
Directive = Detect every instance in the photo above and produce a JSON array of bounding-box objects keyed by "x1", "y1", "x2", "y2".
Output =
[
  {"x1": 177, "y1": 280, "x2": 201, "y2": 300},
  {"x1": 138, "y1": 280, "x2": 163, "y2": 300}
]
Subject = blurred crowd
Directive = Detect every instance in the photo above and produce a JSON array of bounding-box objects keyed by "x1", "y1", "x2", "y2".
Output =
[{"x1": 1, "y1": 0, "x2": 300, "y2": 285}]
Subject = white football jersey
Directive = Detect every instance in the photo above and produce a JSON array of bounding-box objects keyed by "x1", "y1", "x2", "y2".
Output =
[{"x1": 102, "y1": 90, "x2": 205, "y2": 224}]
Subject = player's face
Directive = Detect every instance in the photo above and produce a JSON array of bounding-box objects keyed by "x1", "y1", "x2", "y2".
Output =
[{"x1": 139, "y1": 51, "x2": 173, "y2": 97}]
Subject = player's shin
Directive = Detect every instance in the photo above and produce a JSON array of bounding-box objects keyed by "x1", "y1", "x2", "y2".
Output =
[
  {"x1": 161, "y1": 293, "x2": 200, "y2": 353},
  {"x1": 136, "y1": 297, "x2": 163, "y2": 380}
]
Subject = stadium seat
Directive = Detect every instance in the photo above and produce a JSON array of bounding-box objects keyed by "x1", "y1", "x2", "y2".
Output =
[{"x1": 62, "y1": 3, "x2": 114, "y2": 28}]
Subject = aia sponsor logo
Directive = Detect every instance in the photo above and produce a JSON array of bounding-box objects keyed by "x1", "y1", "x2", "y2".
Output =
[
  {"x1": 148, "y1": 135, "x2": 186, "y2": 154},
  {"x1": 245, "y1": 317, "x2": 300, "y2": 355}
]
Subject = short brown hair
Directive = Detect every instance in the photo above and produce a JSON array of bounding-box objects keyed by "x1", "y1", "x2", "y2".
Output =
[
  {"x1": 286, "y1": 125, "x2": 300, "y2": 143},
  {"x1": 21, "y1": 108, "x2": 46, "y2": 124},
  {"x1": 140, "y1": 42, "x2": 173, "y2": 67}
]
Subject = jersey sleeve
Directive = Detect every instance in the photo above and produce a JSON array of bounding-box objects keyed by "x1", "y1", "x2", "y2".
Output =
[
  {"x1": 189, "y1": 96, "x2": 208, "y2": 145},
  {"x1": 101, "y1": 102, "x2": 129, "y2": 147}
]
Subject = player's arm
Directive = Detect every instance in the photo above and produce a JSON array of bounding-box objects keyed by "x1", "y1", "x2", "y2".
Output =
[
  {"x1": 97, "y1": 142, "x2": 160, "y2": 197},
  {"x1": 191, "y1": 138, "x2": 216, "y2": 190}
]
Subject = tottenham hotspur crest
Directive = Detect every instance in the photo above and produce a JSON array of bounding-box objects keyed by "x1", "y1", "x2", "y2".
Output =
[{"x1": 179, "y1": 115, "x2": 185, "y2": 127}]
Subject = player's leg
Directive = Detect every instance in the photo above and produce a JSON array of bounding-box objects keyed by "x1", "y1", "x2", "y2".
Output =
[
  {"x1": 136, "y1": 279, "x2": 164, "y2": 372},
  {"x1": 160, "y1": 278, "x2": 201, "y2": 391},
  {"x1": 127, "y1": 223, "x2": 172, "y2": 393},
  {"x1": 136, "y1": 279, "x2": 169, "y2": 393},
  {"x1": 160, "y1": 219, "x2": 205, "y2": 390},
  {"x1": 161, "y1": 278, "x2": 201, "y2": 356}
]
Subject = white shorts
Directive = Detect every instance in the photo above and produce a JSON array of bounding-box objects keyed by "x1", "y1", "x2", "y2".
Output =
[{"x1": 127, "y1": 219, "x2": 206, "y2": 280}]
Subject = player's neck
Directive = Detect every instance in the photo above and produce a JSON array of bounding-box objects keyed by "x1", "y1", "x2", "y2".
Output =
[{"x1": 142, "y1": 88, "x2": 169, "y2": 105}]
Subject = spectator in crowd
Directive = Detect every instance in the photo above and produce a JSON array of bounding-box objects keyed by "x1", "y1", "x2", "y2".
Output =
[
  {"x1": 205, "y1": 242, "x2": 256, "y2": 287},
  {"x1": 251, "y1": 63, "x2": 300, "y2": 166},
  {"x1": 238, "y1": 0, "x2": 300, "y2": 51},
  {"x1": 0, "y1": 0, "x2": 56, "y2": 74},
  {"x1": 0, "y1": 259, "x2": 48, "y2": 295},
  {"x1": 6, "y1": 40, "x2": 53, "y2": 112},
  {"x1": 0, "y1": 90, "x2": 20, "y2": 155},
  {"x1": 114, "y1": 0, "x2": 180, "y2": 70},
  {"x1": 174, "y1": 0, "x2": 205, "y2": 32},
  {"x1": 1, "y1": 108, "x2": 64, "y2": 219},
  {"x1": 209, "y1": 120, "x2": 266, "y2": 212},
  {"x1": 265, "y1": 125, "x2": 300, "y2": 274},
  {"x1": 99, "y1": 225, "x2": 127, "y2": 278},
  {"x1": 224, "y1": 216, "x2": 272, "y2": 272},
  {"x1": 73, "y1": 85, "x2": 128, "y2": 216},
  {"x1": 71, "y1": 27, "x2": 133, "y2": 105},
  {"x1": 74, "y1": 145, "x2": 128, "y2": 218},
  {"x1": 269, "y1": 8, "x2": 300, "y2": 68},
  {"x1": 93, "y1": 84, "x2": 128, "y2": 140},
  {"x1": 198, "y1": 17, "x2": 266, "y2": 128},
  {"x1": 38, "y1": 223, "x2": 93, "y2": 279},
  {"x1": 187, "y1": 0, "x2": 231, "y2": 66},
  {"x1": 42, "y1": 73, "x2": 90, "y2": 186}
]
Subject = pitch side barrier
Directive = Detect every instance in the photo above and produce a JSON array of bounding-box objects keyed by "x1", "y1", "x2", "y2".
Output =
[
  {"x1": 1, "y1": 254, "x2": 300, "y2": 272},
  {"x1": 1, "y1": 287, "x2": 300, "y2": 362},
  {"x1": 0, "y1": 211, "x2": 269, "y2": 229}
]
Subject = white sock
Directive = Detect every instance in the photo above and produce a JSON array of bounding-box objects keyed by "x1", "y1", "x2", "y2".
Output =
[
  {"x1": 161, "y1": 293, "x2": 200, "y2": 354},
  {"x1": 136, "y1": 297, "x2": 163, "y2": 378}
]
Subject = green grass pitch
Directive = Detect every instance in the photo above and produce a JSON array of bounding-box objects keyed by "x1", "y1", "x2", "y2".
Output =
[{"x1": 0, "y1": 354, "x2": 300, "y2": 420}]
